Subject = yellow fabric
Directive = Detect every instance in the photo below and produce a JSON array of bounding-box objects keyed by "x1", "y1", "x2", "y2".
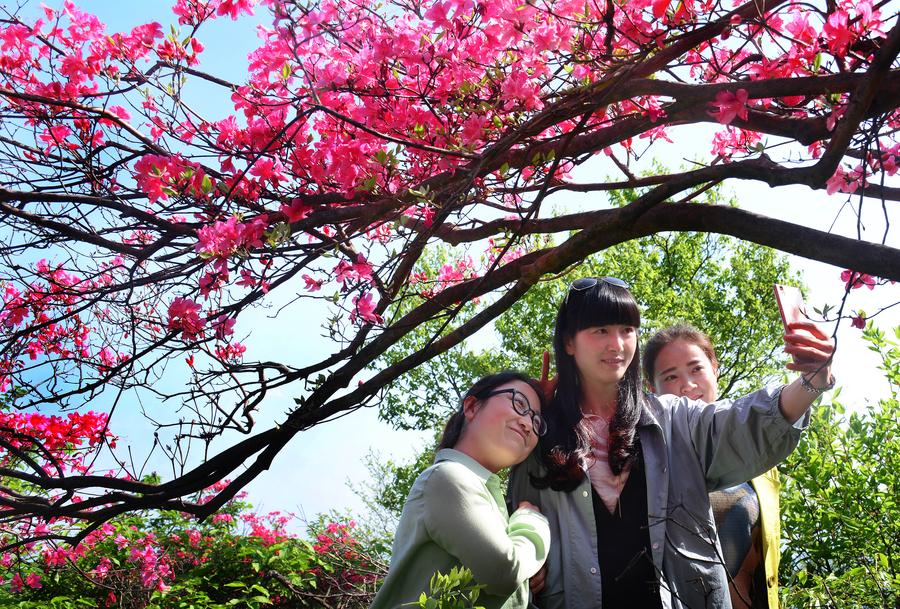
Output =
[{"x1": 751, "y1": 468, "x2": 781, "y2": 609}]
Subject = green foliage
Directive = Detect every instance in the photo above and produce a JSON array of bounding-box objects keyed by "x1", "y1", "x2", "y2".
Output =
[
  {"x1": 379, "y1": 180, "x2": 799, "y2": 433},
  {"x1": 366, "y1": 180, "x2": 798, "y2": 522},
  {"x1": 377, "y1": 232, "x2": 553, "y2": 431},
  {"x1": 408, "y1": 567, "x2": 485, "y2": 609},
  {"x1": 779, "y1": 324, "x2": 900, "y2": 609},
  {"x1": 354, "y1": 445, "x2": 438, "y2": 533}
]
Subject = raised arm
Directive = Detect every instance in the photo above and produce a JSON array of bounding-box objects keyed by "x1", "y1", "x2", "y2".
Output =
[{"x1": 778, "y1": 320, "x2": 835, "y2": 424}]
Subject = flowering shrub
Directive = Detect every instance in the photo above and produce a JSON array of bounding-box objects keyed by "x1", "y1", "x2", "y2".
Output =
[
  {"x1": 0, "y1": 0, "x2": 897, "y2": 546},
  {"x1": 0, "y1": 498, "x2": 387, "y2": 609},
  {"x1": 0, "y1": 401, "x2": 385, "y2": 608}
]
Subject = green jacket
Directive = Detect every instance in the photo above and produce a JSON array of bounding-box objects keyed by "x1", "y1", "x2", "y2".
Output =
[{"x1": 371, "y1": 448, "x2": 550, "y2": 609}]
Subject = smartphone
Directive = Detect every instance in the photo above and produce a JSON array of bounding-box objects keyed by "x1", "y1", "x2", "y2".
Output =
[{"x1": 774, "y1": 284, "x2": 814, "y2": 364}]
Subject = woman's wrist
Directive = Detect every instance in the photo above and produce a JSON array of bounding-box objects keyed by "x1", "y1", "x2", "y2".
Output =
[{"x1": 799, "y1": 371, "x2": 835, "y2": 394}]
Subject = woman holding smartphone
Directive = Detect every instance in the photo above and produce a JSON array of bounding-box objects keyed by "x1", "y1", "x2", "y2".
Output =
[
  {"x1": 508, "y1": 278, "x2": 833, "y2": 609},
  {"x1": 644, "y1": 324, "x2": 781, "y2": 609}
]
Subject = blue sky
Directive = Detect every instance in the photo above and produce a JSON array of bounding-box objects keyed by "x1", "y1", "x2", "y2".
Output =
[{"x1": 9, "y1": 0, "x2": 900, "y2": 527}]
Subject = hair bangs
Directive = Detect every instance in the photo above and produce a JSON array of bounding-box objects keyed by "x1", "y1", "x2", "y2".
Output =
[{"x1": 565, "y1": 282, "x2": 641, "y2": 335}]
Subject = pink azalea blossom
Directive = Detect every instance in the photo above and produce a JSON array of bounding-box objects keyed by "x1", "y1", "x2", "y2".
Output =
[
  {"x1": 195, "y1": 215, "x2": 268, "y2": 259},
  {"x1": 826, "y1": 165, "x2": 863, "y2": 195},
  {"x1": 851, "y1": 313, "x2": 866, "y2": 329},
  {"x1": 237, "y1": 268, "x2": 257, "y2": 288},
  {"x1": 10, "y1": 573, "x2": 23, "y2": 593},
  {"x1": 216, "y1": 0, "x2": 256, "y2": 20},
  {"x1": 823, "y1": 9, "x2": 855, "y2": 55},
  {"x1": 39, "y1": 124, "x2": 74, "y2": 152},
  {"x1": 708, "y1": 89, "x2": 750, "y2": 125},
  {"x1": 333, "y1": 255, "x2": 373, "y2": 285},
  {"x1": 212, "y1": 315, "x2": 236, "y2": 340},
  {"x1": 840, "y1": 269, "x2": 876, "y2": 290},
  {"x1": 349, "y1": 292, "x2": 383, "y2": 325},
  {"x1": 280, "y1": 199, "x2": 312, "y2": 222},
  {"x1": 167, "y1": 297, "x2": 205, "y2": 340},
  {"x1": 652, "y1": 0, "x2": 670, "y2": 20},
  {"x1": 303, "y1": 274, "x2": 323, "y2": 292}
]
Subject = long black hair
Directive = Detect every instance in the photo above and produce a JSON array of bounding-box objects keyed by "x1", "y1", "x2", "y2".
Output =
[
  {"x1": 535, "y1": 279, "x2": 644, "y2": 491},
  {"x1": 437, "y1": 370, "x2": 546, "y2": 451}
]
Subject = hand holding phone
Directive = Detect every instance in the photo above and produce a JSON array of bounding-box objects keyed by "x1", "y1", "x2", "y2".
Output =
[{"x1": 774, "y1": 284, "x2": 815, "y2": 365}]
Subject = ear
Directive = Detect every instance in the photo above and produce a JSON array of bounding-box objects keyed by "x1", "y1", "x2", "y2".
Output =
[
  {"x1": 712, "y1": 360, "x2": 720, "y2": 377},
  {"x1": 462, "y1": 395, "x2": 480, "y2": 422},
  {"x1": 647, "y1": 382, "x2": 656, "y2": 393},
  {"x1": 564, "y1": 336, "x2": 575, "y2": 356}
]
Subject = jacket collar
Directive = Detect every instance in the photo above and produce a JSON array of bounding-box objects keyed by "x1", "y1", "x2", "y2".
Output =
[{"x1": 434, "y1": 448, "x2": 494, "y2": 482}]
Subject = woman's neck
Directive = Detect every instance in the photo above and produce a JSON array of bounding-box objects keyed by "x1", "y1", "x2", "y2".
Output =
[
  {"x1": 452, "y1": 438, "x2": 501, "y2": 474},
  {"x1": 579, "y1": 378, "x2": 619, "y2": 420}
]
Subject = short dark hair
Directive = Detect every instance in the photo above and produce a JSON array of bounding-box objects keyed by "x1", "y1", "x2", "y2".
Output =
[
  {"x1": 643, "y1": 324, "x2": 718, "y2": 383},
  {"x1": 437, "y1": 371, "x2": 546, "y2": 451}
]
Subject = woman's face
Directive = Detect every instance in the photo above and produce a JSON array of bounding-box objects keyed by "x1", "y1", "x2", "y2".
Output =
[
  {"x1": 565, "y1": 324, "x2": 637, "y2": 388},
  {"x1": 651, "y1": 339, "x2": 719, "y2": 402},
  {"x1": 462, "y1": 380, "x2": 542, "y2": 471}
]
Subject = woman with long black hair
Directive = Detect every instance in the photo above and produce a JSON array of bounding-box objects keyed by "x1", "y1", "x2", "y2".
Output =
[{"x1": 508, "y1": 278, "x2": 834, "y2": 609}]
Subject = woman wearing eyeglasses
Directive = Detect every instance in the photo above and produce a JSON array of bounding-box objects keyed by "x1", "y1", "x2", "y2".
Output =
[
  {"x1": 372, "y1": 371, "x2": 551, "y2": 609},
  {"x1": 507, "y1": 278, "x2": 834, "y2": 609}
]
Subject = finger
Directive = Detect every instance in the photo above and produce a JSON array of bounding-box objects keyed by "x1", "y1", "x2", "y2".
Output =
[
  {"x1": 784, "y1": 342, "x2": 834, "y2": 361},
  {"x1": 785, "y1": 356, "x2": 831, "y2": 371},
  {"x1": 541, "y1": 350, "x2": 551, "y2": 383},
  {"x1": 784, "y1": 333, "x2": 834, "y2": 354},
  {"x1": 548, "y1": 374, "x2": 559, "y2": 394},
  {"x1": 786, "y1": 320, "x2": 828, "y2": 339},
  {"x1": 786, "y1": 361, "x2": 832, "y2": 374},
  {"x1": 530, "y1": 566, "x2": 547, "y2": 594}
]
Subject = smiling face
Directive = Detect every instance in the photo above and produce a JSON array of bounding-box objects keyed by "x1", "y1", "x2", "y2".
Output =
[
  {"x1": 565, "y1": 324, "x2": 638, "y2": 391},
  {"x1": 457, "y1": 380, "x2": 542, "y2": 472},
  {"x1": 650, "y1": 338, "x2": 719, "y2": 402}
]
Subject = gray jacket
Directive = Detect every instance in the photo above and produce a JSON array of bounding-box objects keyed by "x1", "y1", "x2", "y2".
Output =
[{"x1": 507, "y1": 385, "x2": 808, "y2": 609}]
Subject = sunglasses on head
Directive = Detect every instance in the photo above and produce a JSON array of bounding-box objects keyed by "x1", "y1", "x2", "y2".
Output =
[{"x1": 564, "y1": 276, "x2": 630, "y2": 305}]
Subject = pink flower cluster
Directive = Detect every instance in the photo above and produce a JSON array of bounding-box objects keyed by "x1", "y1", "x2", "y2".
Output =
[
  {"x1": 172, "y1": 0, "x2": 258, "y2": 26},
  {"x1": 195, "y1": 215, "x2": 268, "y2": 260},
  {"x1": 708, "y1": 89, "x2": 750, "y2": 125},
  {"x1": 0, "y1": 259, "x2": 130, "y2": 395},
  {"x1": 167, "y1": 297, "x2": 205, "y2": 340},
  {"x1": 239, "y1": 510, "x2": 293, "y2": 547},
  {"x1": 840, "y1": 270, "x2": 876, "y2": 291},
  {"x1": 350, "y1": 292, "x2": 383, "y2": 325},
  {"x1": 134, "y1": 155, "x2": 214, "y2": 203},
  {"x1": 0, "y1": 410, "x2": 113, "y2": 471}
]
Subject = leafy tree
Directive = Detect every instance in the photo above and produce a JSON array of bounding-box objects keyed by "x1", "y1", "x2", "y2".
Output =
[
  {"x1": 380, "y1": 182, "x2": 800, "y2": 433},
  {"x1": 779, "y1": 324, "x2": 900, "y2": 609},
  {"x1": 0, "y1": 0, "x2": 898, "y2": 543},
  {"x1": 361, "y1": 182, "x2": 799, "y2": 523}
]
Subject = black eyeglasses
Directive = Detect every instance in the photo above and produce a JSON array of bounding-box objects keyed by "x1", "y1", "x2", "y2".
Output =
[
  {"x1": 564, "y1": 276, "x2": 630, "y2": 305},
  {"x1": 484, "y1": 388, "x2": 547, "y2": 436}
]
